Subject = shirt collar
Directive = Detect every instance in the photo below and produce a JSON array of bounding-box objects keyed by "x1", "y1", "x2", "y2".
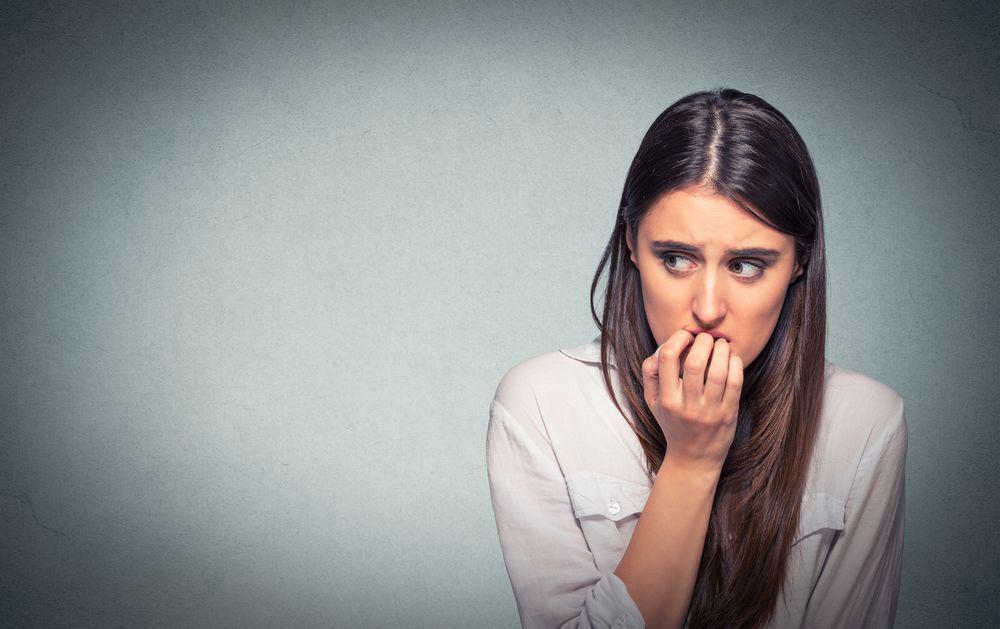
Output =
[{"x1": 559, "y1": 334, "x2": 617, "y2": 368}]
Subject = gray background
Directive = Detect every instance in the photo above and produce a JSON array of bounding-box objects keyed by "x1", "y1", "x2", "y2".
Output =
[{"x1": 1, "y1": 1, "x2": 997, "y2": 627}]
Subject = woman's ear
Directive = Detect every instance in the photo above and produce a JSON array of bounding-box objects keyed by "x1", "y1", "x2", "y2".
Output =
[
  {"x1": 625, "y1": 229, "x2": 638, "y2": 266},
  {"x1": 791, "y1": 260, "x2": 805, "y2": 283}
]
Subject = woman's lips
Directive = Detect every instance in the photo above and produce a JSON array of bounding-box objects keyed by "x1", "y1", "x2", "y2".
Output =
[{"x1": 685, "y1": 329, "x2": 731, "y2": 342}]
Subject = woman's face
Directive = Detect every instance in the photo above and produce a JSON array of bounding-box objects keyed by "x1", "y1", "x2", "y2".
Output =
[{"x1": 625, "y1": 185, "x2": 803, "y2": 369}]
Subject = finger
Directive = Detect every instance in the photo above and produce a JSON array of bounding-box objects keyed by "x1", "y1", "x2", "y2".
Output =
[
  {"x1": 682, "y1": 333, "x2": 715, "y2": 402},
  {"x1": 720, "y1": 354, "x2": 744, "y2": 416},
  {"x1": 658, "y1": 329, "x2": 695, "y2": 402},
  {"x1": 703, "y1": 338, "x2": 730, "y2": 404},
  {"x1": 641, "y1": 352, "x2": 660, "y2": 409}
]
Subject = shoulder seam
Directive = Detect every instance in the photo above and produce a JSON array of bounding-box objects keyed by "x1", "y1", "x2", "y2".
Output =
[{"x1": 857, "y1": 396, "x2": 906, "y2": 468}]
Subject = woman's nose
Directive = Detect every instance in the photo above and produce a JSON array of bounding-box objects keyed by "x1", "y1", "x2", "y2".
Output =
[{"x1": 692, "y1": 276, "x2": 726, "y2": 323}]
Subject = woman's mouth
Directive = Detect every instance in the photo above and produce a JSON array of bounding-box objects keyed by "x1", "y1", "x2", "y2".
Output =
[
  {"x1": 684, "y1": 329, "x2": 731, "y2": 343},
  {"x1": 678, "y1": 337, "x2": 734, "y2": 370}
]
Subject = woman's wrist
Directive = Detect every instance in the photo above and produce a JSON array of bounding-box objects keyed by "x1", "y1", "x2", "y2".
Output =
[{"x1": 659, "y1": 453, "x2": 723, "y2": 487}]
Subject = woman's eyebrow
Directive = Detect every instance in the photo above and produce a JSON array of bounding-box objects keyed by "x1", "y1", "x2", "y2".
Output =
[{"x1": 650, "y1": 239, "x2": 782, "y2": 259}]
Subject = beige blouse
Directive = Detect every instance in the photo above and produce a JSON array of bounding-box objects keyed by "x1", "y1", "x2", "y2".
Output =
[{"x1": 486, "y1": 335, "x2": 907, "y2": 628}]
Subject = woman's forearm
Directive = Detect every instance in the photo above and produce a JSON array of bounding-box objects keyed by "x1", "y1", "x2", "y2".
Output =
[{"x1": 613, "y1": 456, "x2": 721, "y2": 629}]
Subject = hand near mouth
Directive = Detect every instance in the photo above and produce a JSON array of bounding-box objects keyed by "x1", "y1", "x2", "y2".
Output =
[{"x1": 642, "y1": 328, "x2": 744, "y2": 474}]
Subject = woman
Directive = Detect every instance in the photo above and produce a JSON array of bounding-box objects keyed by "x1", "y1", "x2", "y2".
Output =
[{"x1": 485, "y1": 88, "x2": 907, "y2": 629}]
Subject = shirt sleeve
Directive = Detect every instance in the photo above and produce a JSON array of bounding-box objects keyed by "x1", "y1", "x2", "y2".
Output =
[
  {"x1": 486, "y1": 394, "x2": 646, "y2": 629},
  {"x1": 803, "y1": 398, "x2": 908, "y2": 628}
]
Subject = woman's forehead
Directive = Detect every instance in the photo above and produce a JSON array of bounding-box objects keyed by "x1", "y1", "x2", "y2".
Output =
[{"x1": 641, "y1": 189, "x2": 792, "y2": 248}]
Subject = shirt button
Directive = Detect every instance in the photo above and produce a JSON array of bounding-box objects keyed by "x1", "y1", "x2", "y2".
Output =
[{"x1": 607, "y1": 499, "x2": 621, "y2": 515}]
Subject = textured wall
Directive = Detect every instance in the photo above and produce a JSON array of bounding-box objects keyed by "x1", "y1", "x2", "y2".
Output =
[{"x1": 1, "y1": 1, "x2": 997, "y2": 627}]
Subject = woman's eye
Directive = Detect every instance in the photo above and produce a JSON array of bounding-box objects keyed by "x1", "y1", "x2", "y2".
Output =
[
  {"x1": 662, "y1": 254, "x2": 694, "y2": 272},
  {"x1": 661, "y1": 253, "x2": 766, "y2": 281},
  {"x1": 731, "y1": 259, "x2": 765, "y2": 280}
]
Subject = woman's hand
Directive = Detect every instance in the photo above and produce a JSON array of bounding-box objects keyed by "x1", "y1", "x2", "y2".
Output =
[{"x1": 641, "y1": 329, "x2": 744, "y2": 475}]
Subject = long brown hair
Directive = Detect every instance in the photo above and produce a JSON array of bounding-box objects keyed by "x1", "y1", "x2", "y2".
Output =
[{"x1": 589, "y1": 88, "x2": 828, "y2": 628}]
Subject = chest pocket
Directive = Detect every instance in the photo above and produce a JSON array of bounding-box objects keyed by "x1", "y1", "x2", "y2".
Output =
[
  {"x1": 788, "y1": 491, "x2": 847, "y2": 591},
  {"x1": 566, "y1": 471, "x2": 846, "y2": 576},
  {"x1": 793, "y1": 491, "x2": 846, "y2": 546},
  {"x1": 565, "y1": 470, "x2": 651, "y2": 575}
]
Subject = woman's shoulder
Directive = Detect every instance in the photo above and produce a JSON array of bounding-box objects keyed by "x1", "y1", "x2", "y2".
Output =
[
  {"x1": 823, "y1": 361, "x2": 906, "y2": 436},
  {"x1": 811, "y1": 361, "x2": 907, "y2": 493},
  {"x1": 491, "y1": 335, "x2": 606, "y2": 421},
  {"x1": 489, "y1": 338, "x2": 643, "y2": 478}
]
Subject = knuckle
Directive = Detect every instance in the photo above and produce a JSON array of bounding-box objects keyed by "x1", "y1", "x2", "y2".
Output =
[
  {"x1": 686, "y1": 359, "x2": 706, "y2": 371},
  {"x1": 679, "y1": 404, "x2": 700, "y2": 422},
  {"x1": 706, "y1": 370, "x2": 727, "y2": 385}
]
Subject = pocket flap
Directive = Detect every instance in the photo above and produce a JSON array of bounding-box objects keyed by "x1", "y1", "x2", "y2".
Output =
[
  {"x1": 793, "y1": 491, "x2": 846, "y2": 545},
  {"x1": 565, "y1": 471, "x2": 651, "y2": 523}
]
